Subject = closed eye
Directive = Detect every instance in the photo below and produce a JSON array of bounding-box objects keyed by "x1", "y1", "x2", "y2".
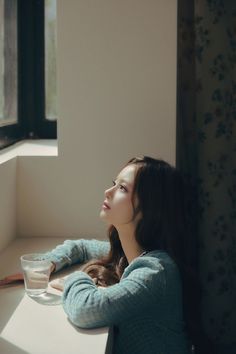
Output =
[
  {"x1": 120, "y1": 184, "x2": 127, "y2": 192},
  {"x1": 112, "y1": 180, "x2": 128, "y2": 192}
]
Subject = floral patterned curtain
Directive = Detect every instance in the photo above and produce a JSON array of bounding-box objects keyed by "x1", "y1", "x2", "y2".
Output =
[{"x1": 177, "y1": 1, "x2": 236, "y2": 353}]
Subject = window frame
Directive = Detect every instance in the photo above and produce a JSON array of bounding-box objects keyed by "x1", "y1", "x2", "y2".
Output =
[{"x1": 0, "y1": 0, "x2": 57, "y2": 151}]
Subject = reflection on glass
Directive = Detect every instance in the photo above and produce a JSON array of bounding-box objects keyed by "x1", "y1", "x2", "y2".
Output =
[
  {"x1": 0, "y1": 0, "x2": 18, "y2": 127},
  {"x1": 45, "y1": 0, "x2": 57, "y2": 121}
]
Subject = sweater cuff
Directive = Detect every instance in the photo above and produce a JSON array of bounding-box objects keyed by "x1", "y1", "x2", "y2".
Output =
[{"x1": 41, "y1": 253, "x2": 73, "y2": 273}]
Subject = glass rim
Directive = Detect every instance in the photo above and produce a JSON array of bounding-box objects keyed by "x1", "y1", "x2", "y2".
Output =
[{"x1": 20, "y1": 253, "x2": 49, "y2": 262}]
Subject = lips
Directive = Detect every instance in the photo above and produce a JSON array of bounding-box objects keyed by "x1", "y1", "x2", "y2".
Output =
[{"x1": 103, "y1": 201, "x2": 111, "y2": 209}]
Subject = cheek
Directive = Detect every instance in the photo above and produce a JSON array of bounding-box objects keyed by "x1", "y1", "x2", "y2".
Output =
[
  {"x1": 100, "y1": 193, "x2": 134, "y2": 224},
  {"x1": 112, "y1": 194, "x2": 134, "y2": 220},
  {"x1": 114, "y1": 193, "x2": 132, "y2": 208}
]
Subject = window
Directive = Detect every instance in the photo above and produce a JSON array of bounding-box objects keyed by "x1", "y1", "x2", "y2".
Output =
[
  {"x1": 45, "y1": 0, "x2": 57, "y2": 121},
  {"x1": 0, "y1": 0, "x2": 57, "y2": 151},
  {"x1": 0, "y1": 0, "x2": 18, "y2": 133},
  {"x1": 0, "y1": 0, "x2": 18, "y2": 126}
]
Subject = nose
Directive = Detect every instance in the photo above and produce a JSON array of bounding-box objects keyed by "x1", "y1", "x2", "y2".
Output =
[{"x1": 105, "y1": 185, "x2": 115, "y2": 198}]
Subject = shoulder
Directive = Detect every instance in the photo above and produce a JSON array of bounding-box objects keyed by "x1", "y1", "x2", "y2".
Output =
[
  {"x1": 122, "y1": 250, "x2": 181, "y2": 284},
  {"x1": 128, "y1": 250, "x2": 178, "y2": 270}
]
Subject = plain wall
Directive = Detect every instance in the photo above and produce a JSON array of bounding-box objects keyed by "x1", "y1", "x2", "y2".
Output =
[
  {"x1": 0, "y1": 158, "x2": 17, "y2": 251},
  {"x1": 1, "y1": 0, "x2": 177, "y2": 244}
]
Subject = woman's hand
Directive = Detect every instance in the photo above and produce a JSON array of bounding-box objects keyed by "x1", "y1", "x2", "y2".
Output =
[
  {"x1": 0, "y1": 273, "x2": 24, "y2": 286},
  {"x1": 50, "y1": 262, "x2": 56, "y2": 274},
  {"x1": 0, "y1": 262, "x2": 55, "y2": 288},
  {"x1": 50, "y1": 277, "x2": 65, "y2": 291}
]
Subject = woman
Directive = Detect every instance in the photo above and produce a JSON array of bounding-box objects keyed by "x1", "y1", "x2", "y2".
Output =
[
  {"x1": 1, "y1": 156, "x2": 199, "y2": 353},
  {"x1": 42, "y1": 156, "x2": 196, "y2": 354}
]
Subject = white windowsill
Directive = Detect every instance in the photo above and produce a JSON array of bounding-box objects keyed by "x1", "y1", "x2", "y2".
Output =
[{"x1": 0, "y1": 139, "x2": 58, "y2": 164}]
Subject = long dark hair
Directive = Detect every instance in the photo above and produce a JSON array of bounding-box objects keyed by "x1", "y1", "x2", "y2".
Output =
[{"x1": 82, "y1": 156, "x2": 209, "y2": 353}]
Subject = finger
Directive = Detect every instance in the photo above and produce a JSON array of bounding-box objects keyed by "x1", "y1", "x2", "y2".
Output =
[
  {"x1": 50, "y1": 278, "x2": 64, "y2": 291},
  {"x1": 0, "y1": 273, "x2": 24, "y2": 286}
]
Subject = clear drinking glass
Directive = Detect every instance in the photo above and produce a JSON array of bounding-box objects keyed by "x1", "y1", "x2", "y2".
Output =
[{"x1": 20, "y1": 254, "x2": 52, "y2": 297}]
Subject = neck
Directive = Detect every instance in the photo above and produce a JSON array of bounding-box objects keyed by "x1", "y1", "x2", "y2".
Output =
[{"x1": 116, "y1": 224, "x2": 144, "y2": 264}]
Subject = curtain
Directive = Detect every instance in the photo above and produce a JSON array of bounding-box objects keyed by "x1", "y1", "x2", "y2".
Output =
[{"x1": 177, "y1": 1, "x2": 236, "y2": 353}]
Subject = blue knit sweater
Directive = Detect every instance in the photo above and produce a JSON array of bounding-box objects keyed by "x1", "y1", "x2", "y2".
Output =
[{"x1": 43, "y1": 239, "x2": 191, "y2": 354}]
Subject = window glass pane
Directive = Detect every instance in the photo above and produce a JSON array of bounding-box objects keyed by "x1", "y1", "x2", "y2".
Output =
[
  {"x1": 0, "y1": 0, "x2": 3, "y2": 121},
  {"x1": 0, "y1": 0, "x2": 17, "y2": 127},
  {"x1": 45, "y1": 0, "x2": 57, "y2": 121}
]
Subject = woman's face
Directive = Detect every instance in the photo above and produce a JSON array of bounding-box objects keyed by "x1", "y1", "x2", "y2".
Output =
[{"x1": 100, "y1": 164, "x2": 139, "y2": 227}]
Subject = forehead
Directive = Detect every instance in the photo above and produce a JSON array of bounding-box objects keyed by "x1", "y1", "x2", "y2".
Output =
[{"x1": 116, "y1": 164, "x2": 138, "y2": 185}]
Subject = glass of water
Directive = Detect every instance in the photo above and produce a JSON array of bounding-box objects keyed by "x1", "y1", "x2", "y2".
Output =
[{"x1": 20, "y1": 254, "x2": 52, "y2": 297}]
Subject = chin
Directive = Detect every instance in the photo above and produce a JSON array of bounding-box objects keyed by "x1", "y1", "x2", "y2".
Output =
[{"x1": 99, "y1": 210, "x2": 110, "y2": 222}]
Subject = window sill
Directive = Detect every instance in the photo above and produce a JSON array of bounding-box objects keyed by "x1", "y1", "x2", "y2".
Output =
[{"x1": 0, "y1": 139, "x2": 58, "y2": 164}]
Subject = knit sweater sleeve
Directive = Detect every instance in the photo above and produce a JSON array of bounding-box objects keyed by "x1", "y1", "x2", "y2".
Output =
[
  {"x1": 42, "y1": 238, "x2": 110, "y2": 272},
  {"x1": 62, "y1": 257, "x2": 166, "y2": 329}
]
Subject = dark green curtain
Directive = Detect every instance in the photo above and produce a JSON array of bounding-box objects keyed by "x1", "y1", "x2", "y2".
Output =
[{"x1": 177, "y1": 1, "x2": 236, "y2": 353}]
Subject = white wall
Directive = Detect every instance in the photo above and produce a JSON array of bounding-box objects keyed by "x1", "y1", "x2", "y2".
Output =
[
  {"x1": 58, "y1": 0, "x2": 177, "y2": 167},
  {"x1": 1, "y1": 0, "x2": 177, "y2": 245},
  {"x1": 0, "y1": 158, "x2": 16, "y2": 251}
]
